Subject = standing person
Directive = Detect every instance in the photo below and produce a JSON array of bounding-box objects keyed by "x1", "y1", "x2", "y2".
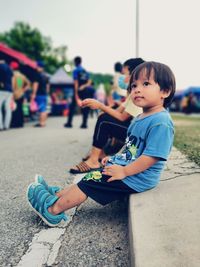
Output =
[
  {"x1": 111, "y1": 61, "x2": 127, "y2": 103},
  {"x1": 180, "y1": 93, "x2": 189, "y2": 114},
  {"x1": 0, "y1": 60, "x2": 13, "y2": 131},
  {"x1": 69, "y1": 58, "x2": 144, "y2": 174},
  {"x1": 186, "y1": 92, "x2": 196, "y2": 114},
  {"x1": 26, "y1": 61, "x2": 176, "y2": 227},
  {"x1": 95, "y1": 83, "x2": 106, "y2": 104},
  {"x1": 64, "y1": 56, "x2": 93, "y2": 129},
  {"x1": 31, "y1": 61, "x2": 49, "y2": 127},
  {"x1": 92, "y1": 83, "x2": 106, "y2": 116},
  {"x1": 10, "y1": 61, "x2": 30, "y2": 128}
]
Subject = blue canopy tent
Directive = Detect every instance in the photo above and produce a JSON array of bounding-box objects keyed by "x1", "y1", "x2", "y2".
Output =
[
  {"x1": 184, "y1": 86, "x2": 200, "y2": 96},
  {"x1": 171, "y1": 87, "x2": 200, "y2": 112}
]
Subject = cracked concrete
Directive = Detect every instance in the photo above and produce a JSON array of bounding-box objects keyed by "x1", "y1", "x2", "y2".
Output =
[{"x1": 160, "y1": 147, "x2": 200, "y2": 182}]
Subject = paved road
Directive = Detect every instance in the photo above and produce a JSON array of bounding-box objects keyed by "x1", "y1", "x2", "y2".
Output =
[{"x1": 0, "y1": 116, "x2": 130, "y2": 267}]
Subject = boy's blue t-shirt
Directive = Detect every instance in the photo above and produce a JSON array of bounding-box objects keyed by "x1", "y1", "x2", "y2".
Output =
[{"x1": 108, "y1": 110, "x2": 174, "y2": 192}]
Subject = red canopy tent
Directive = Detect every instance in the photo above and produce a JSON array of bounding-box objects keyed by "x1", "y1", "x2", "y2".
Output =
[{"x1": 0, "y1": 42, "x2": 37, "y2": 69}]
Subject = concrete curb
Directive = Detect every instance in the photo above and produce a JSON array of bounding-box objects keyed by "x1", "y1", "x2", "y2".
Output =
[{"x1": 128, "y1": 147, "x2": 200, "y2": 267}]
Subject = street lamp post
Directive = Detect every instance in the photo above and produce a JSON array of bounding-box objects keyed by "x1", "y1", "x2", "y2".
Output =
[{"x1": 136, "y1": 0, "x2": 139, "y2": 57}]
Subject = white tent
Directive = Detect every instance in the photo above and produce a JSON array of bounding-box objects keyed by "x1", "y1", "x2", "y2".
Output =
[{"x1": 49, "y1": 67, "x2": 73, "y2": 86}]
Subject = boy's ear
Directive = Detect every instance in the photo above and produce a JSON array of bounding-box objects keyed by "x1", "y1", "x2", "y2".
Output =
[{"x1": 161, "y1": 89, "x2": 171, "y2": 99}]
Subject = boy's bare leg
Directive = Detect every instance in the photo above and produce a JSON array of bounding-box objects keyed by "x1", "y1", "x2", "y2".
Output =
[
  {"x1": 56, "y1": 184, "x2": 76, "y2": 197},
  {"x1": 55, "y1": 179, "x2": 89, "y2": 199},
  {"x1": 48, "y1": 184, "x2": 87, "y2": 215}
]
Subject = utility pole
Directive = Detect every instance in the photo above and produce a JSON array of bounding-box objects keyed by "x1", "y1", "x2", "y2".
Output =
[{"x1": 136, "y1": 0, "x2": 139, "y2": 57}]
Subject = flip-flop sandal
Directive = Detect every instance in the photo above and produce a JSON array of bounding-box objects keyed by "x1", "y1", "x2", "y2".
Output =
[{"x1": 69, "y1": 161, "x2": 102, "y2": 174}]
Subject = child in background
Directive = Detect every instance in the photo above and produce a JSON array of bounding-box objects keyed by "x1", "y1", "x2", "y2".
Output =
[
  {"x1": 27, "y1": 61, "x2": 176, "y2": 227},
  {"x1": 110, "y1": 61, "x2": 125, "y2": 103}
]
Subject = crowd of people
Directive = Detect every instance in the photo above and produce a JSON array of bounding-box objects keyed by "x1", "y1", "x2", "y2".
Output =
[
  {"x1": 26, "y1": 59, "x2": 177, "y2": 227},
  {"x1": 0, "y1": 59, "x2": 49, "y2": 130},
  {"x1": 0, "y1": 56, "x2": 146, "y2": 133},
  {"x1": 1, "y1": 55, "x2": 131, "y2": 132}
]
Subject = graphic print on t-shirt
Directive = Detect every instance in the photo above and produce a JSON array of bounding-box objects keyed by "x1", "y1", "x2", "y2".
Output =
[{"x1": 108, "y1": 133, "x2": 144, "y2": 166}]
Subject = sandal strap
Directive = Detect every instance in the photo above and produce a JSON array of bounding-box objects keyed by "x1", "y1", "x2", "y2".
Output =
[{"x1": 76, "y1": 161, "x2": 91, "y2": 172}]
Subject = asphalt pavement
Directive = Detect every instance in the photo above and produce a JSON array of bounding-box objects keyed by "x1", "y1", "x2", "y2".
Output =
[{"x1": 0, "y1": 115, "x2": 130, "y2": 267}]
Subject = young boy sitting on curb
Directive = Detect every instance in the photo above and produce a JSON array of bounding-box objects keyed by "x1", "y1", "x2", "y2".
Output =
[{"x1": 27, "y1": 61, "x2": 176, "y2": 227}]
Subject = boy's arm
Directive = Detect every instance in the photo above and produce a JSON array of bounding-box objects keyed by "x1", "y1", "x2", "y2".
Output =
[
  {"x1": 104, "y1": 123, "x2": 174, "y2": 182},
  {"x1": 102, "y1": 155, "x2": 158, "y2": 182}
]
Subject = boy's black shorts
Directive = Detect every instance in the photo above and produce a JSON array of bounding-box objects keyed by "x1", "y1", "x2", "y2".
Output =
[{"x1": 77, "y1": 171, "x2": 138, "y2": 205}]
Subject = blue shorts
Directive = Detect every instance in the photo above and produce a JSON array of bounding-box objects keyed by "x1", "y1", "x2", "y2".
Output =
[{"x1": 35, "y1": 95, "x2": 47, "y2": 112}]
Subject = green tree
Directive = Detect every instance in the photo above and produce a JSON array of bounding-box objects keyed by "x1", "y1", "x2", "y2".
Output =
[
  {"x1": 90, "y1": 73, "x2": 113, "y2": 95},
  {"x1": 0, "y1": 21, "x2": 69, "y2": 73}
]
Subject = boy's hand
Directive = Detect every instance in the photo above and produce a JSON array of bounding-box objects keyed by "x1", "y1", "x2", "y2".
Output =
[
  {"x1": 101, "y1": 156, "x2": 110, "y2": 166},
  {"x1": 102, "y1": 165, "x2": 126, "y2": 182}
]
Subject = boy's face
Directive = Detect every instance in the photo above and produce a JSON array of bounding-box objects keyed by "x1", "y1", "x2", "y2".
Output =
[{"x1": 130, "y1": 69, "x2": 170, "y2": 110}]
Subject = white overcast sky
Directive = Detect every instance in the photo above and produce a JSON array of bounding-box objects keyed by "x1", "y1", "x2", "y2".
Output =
[{"x1": 1, "y1": 0, "x2": 200, "y2": 89}]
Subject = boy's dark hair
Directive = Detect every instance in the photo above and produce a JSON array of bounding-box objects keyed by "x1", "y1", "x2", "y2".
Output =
[
  {"x1": 123, "y1": 58, "x2": 145, "y2": 74},
  {"x1": 114, "y1": 62, "x2": 122, "y2": 73},
  {"x1": 74, "y1": 56, "x2": 82, "y2": 66},
  {"x1": 128, "y1": 61, "x2": 176, "y2": 108}
]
